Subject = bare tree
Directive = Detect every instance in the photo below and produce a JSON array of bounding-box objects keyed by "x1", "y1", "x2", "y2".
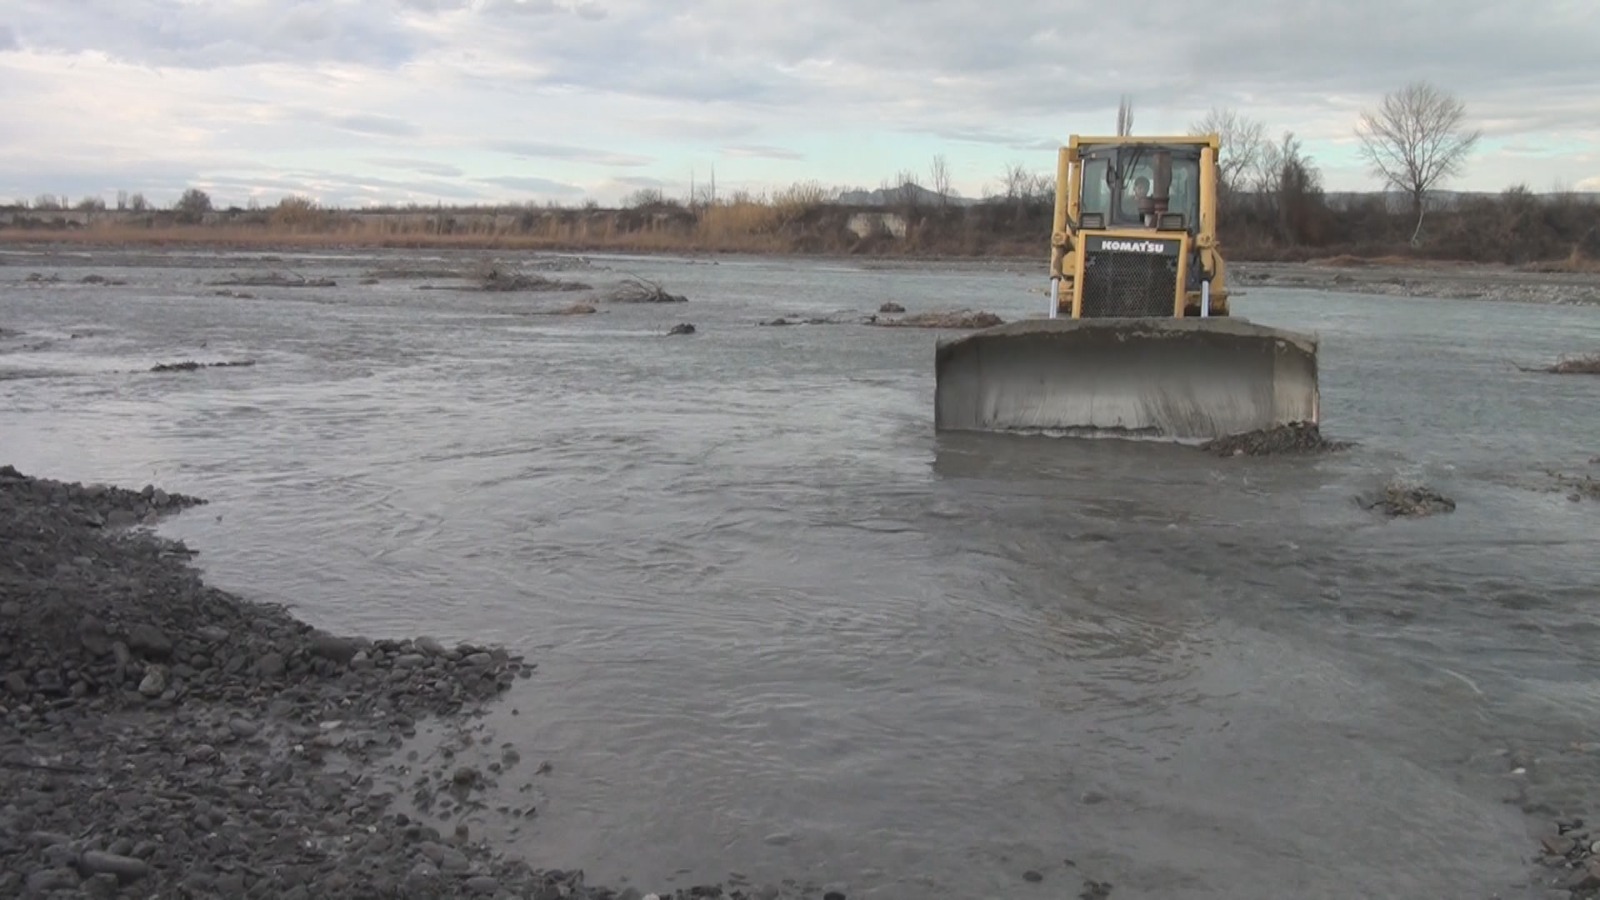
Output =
[
  {"x1": 1116, "y1": 95, "x2": 1134, "y2": 136},
  {"x1": 1354, "y1": 80, "x2": 1482, "y2": 244},
  {"x1": 892, "y1": 169, "x2": 922, "y2": 212},
  {"x1": 1256, "y1": 132, "x2": 1326, "y2": 246},
  {"x1": 1188, "y1": 107, "x2": 1266, "y2": 209},
  {"x1": 929, "y1": 154, "x2": 951, "y2": 206},
  {"x1": 999, "y1": 161, "x2": 1032, "y2": 201}
]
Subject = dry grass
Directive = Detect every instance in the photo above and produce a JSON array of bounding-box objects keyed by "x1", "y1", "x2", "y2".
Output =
[
  {"x1": 0, "y1": 222, "x2": 812, "y2": 255},
  {"x1": 1555, "y1": 248, "x2": 1600, "y2": 274}
]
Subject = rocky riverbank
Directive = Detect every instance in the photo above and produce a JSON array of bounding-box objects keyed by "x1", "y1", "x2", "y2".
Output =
[
  {"x1": 1232, "y1": 258, "x2": 1600, "y2": 306},
  {"x1": 0, "y1": 465, "x2": 776, "y2": 899}
]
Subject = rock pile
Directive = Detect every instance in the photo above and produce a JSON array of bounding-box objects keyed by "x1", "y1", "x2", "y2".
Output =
[
  {"x1": 1538, "y1": 818, "x2": 1600, "y2": 896},
  {"x1": 869, "y1": 310, "x2": 1002, "y2": 329},
  {"x1": 0, "y1": 464, "x2": 784, "y2": 899},
  {"x1": 150, "y1": 360, "x2": 257, "y2": 373},
  {"x1": 475, "y1": 268, "x2": 592, "y2": 293},
  {"x1": 604, "y1": 277, "x2": 686, "y2": 303},
  {"x1": 1545, "y1": 355, "x2": 1600, "y2": 375},
  {"x1": 208, "y1": 272, "x2": 337, "y2": 288},
  {"x1": 1358, "y1": 480, "x2": 1457, "y2": 518},
  {"x1": 1199, "y1": 421, "x2": 1352, "y2": 457}
]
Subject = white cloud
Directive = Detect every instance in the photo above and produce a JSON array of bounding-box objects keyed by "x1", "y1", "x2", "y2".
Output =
[{"x1": 2, "y1": 0, "x2": 1597, "y2": 207}]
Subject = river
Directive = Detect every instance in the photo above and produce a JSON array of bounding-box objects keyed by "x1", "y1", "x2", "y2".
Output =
[{"x1": 3, "y1": 246, "x2": 1599, "y2": 899}]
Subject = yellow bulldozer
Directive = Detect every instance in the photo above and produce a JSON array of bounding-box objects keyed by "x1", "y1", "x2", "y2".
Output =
[{"x1": 934, "y1": 133, "x2": 1321, "y2": 441}]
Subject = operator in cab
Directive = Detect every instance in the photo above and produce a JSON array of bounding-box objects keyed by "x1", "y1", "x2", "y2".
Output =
[{"x1": 1120, "y1": 175, "x2": 1152, "y2": 226}]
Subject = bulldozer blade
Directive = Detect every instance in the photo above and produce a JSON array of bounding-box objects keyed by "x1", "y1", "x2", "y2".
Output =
[{"x1": 933, "y1": 317, "x2": 1319, "y2": 441}]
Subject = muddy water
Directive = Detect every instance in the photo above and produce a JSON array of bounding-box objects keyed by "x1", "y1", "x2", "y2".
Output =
[{"x1": 4, "y1": 247, "x2": 1600, "y2": 898}]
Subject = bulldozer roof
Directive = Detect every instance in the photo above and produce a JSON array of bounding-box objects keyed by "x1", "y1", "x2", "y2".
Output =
[{"x1": 1067, "y1": 134, "x2": 1220, "y2": 150}]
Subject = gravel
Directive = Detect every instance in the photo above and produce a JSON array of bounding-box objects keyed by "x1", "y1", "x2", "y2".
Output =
[{"x1": 0, "y1": 464, "x2": 806, "y2": 900}]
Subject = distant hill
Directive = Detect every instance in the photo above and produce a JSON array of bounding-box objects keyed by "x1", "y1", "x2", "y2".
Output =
[{"x1": 836, "y1": 184, "x2": 987, "y2": 207}]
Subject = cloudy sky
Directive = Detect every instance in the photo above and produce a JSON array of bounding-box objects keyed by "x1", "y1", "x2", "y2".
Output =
[{"x1": 3, "y1": 0, "x2": 1597, "y2": 209}]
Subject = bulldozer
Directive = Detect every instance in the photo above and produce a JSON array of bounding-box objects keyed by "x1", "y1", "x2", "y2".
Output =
[{"x1": 933, "y1": 133, "x2": 1321, "y2": 441}]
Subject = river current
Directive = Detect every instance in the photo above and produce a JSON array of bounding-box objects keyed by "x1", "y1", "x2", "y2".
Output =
[{"x1": 3, "y1": 247, "x2": 1599, "y2": 898}]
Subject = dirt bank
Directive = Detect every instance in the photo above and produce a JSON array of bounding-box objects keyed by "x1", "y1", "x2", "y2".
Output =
[{"x1": 0, "y1": 465, "x2": 799, "y2": 900}]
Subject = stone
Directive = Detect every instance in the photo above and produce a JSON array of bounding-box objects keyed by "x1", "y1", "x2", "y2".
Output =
[
  {"x1": 26, "y1": 868, "x2": 80, "y2": 892},
  {"x1": 79, "y1": 850, "x2": 151, "y2": 881},
  {"x1": 310, "y1": 633, "x2": 363, "y2": 664},
  {"x1": 126, "y1": 623, "x2": 172, "y2": 657},
  {"x1": 42, "y1": 843, "x2": 81, "y2": 867},
  {"x1": 138, "y1": 665, "x2": 167, "y2": 697},
  {"x1": 83, "y1": 872, "x2": 122, "y2": 898},
  {"x1": 1543, "y1": 834, "x2": 1577, "y2": 856}
]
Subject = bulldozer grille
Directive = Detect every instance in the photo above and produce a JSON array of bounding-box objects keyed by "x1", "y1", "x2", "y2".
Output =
[{"x1": 1079, "y1": 237, "x2": 1182, "y2": 317}]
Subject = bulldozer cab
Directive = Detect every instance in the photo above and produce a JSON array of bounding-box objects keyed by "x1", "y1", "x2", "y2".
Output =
[
  {"x1": 1048, "y1": 134, "x2": 1226, "y2": 319},
  {"x1": 1075, "y1": 142, "x2": 1202, "y2": 233}
]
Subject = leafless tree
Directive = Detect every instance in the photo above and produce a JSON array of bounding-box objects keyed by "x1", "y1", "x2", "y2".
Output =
[
  {"x1": 895, "y1": 169, "x2": 926, "y2": 213},
  {"x1": 1116, "y1": 95, "x2": 1134, "y2": 136},
  {"x1": 1354, "y1": 80, "x2": 1482, "y2": 244},
  {"x1": 999, "y1": 161, "x2": 1032, "y2": 201},
  {"x1": 1255, "y1": 132, "x2": 1326, "y2": 245},
  {"x1": 929, "y1": 154, "x2": 951, "y2": 206},
  {"x1": 1188, "y1": 107, "x2": 1267, "y2": 209}
]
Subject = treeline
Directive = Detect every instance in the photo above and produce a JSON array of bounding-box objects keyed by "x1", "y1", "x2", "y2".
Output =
[
  {"x1": 4, "y1": 87, "x2": 1598, "y2": 267},
  {"x1": 4, "y1": 183, "x2": 1595, "y2": 267}
]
